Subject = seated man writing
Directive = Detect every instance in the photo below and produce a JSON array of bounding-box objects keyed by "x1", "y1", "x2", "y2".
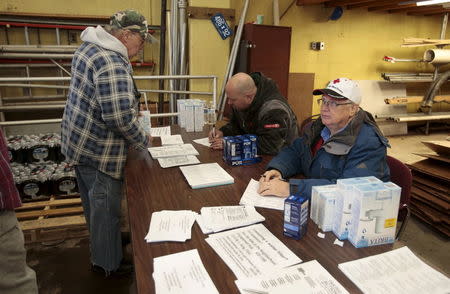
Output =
[
  {"x1": 209, "y1": 72, "x2": 298, "y2": 155},
  {"x1": 258, "y1": 77, "x2": 390, "y2": 199}
]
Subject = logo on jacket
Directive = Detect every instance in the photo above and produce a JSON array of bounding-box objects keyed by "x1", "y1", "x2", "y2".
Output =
[{"x1": 264, "y1": 124, "x2": 280, "y2": 129}]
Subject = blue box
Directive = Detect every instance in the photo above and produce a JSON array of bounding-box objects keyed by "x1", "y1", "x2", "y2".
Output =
[
  {"x1": 223, "y1": 134, "x2": 261, "y2": 166},
  {"x1": 283, "y1": 181, "x2": 309, "y2": 240}
]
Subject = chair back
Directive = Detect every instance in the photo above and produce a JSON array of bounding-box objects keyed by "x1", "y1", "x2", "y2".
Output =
[{"x1": 386, "y1": 155, "x2": 412, "y2": 222}]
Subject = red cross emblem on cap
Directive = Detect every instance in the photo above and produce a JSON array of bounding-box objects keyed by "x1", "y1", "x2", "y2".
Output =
[{"x1": 333, "y1": 78, "x2": 340, "y2": 84}]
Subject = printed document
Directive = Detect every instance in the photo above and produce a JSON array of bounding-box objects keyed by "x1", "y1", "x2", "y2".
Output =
[
  {"x1": 153, "y1": 249, "x2": 219, "y2": 294},
  {"x1": 240, "y1": 179, "x2": 285, "y2": 210},
  {"x1": 150, "y1": 126, "x2": 171, "y2": 137},
  {"x1": 196, "y1": 205, "x2": 265, "y2": 234},
  {"x1": 145, "y1": 210, "x2": 197, "y2": 242},
  {"x1": 161, "y1": 134, "x2": 184, "y2": 145},
  {"x1": 180, "y1": 162, "x2": 234, "y2": 189},
  {"x1": 235, "y1": 260, "x2": 348, "y2": 294},
  {"x1": 148, "y1": 143, "x2": 199, "y2": 159},
  {"x1": 206, "y1": 223, "x2": 302, "y2": 279},
  {"x1": 158, "y1": 155, "x2": 200, "y2": 168},
  {"x1": 339, "y1": 246, "x2": 450, "y2": 294},
  {"x1": 193, "y1": 137, "x2": 211, "y2": 147}
]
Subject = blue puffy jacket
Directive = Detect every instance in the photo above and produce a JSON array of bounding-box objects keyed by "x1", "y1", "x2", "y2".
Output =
[{"x1": 266, "y1": 109, "x2": 390, "y2": 199}]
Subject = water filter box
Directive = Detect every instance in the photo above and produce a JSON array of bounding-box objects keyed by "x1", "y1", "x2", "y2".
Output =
[
  {"x1": 284, "y1": 194, "x2": 309, "y2": 240},
  {"x1": 310, "y1": 184, "x2": 338, "y2": 225},
  {"x1": 194, "y1": 100, "x2": 204, "y2": 132},
  {"x1": 348, "y1": 182, "x2": 401, "y2": 248},
  {"x1": 177, "y1": 99, "x2": 187, "y2": 128},
  {"x1": 185, "y1": 101, "x2": 195, "y2": 132},
  {"x1": 333, "y1": 176, "x2": 382, "y2": 240},
  {"x1": 317, "y1": 191, "x2": 336, "y2": 232},
  {"x1": 138, "y1": 110, "x2": 151, "y2": 135}
]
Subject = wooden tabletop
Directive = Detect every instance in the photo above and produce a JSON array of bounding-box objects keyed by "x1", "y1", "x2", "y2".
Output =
[{"x1": 125, "y1": 126, "x2": 393, "y2": 294}]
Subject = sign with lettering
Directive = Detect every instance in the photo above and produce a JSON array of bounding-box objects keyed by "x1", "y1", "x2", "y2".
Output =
[{"x1": 211, "y1": 13, "x2": 233, "y2": 40}]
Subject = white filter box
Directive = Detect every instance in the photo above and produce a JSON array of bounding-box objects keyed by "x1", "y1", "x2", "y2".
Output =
[
  {"x1": 177, "y1": 99, "x2": 187, "y2": 128},
  {"x1": 311, "y1": 185, "x2": 338, "y2": 225},
  {"x1": 194, "y1": 101, "x2": 205, "y2": 132},
  {"x1": 348, "y1": 182, "x2": 401, "y2": 248},
  {"x1": 317, "y1": 191, "x2": 337, "y2": 232},
  {"x1": 185, "y1": 101, "x2": 195, "y2": 132},
  {"x1": 333, "y1": 176, "x2": 382, "y2": 240}
]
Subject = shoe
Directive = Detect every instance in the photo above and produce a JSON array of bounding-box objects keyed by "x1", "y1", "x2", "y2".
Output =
[{"x1": 91, "y1": 262, "x2": 134, "y2": 277}]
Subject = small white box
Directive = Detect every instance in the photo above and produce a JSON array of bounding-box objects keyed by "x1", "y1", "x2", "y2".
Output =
[
  {"x1": 333, "y1": 176, "x2": 382, "y2": 240},
  {"x1": 311, "y1": 185, "x2": 337, "y2": 225},
  {"x1": 185, "y1": 101, "x2": 195, "y2": 132},
  {"x1": 194, "y1": 100, "x2": 205, "y2": 132},
  {"x1": 348, "y1": 182, "x2": 401, "y2": 248},
  {"x1": 317, "y1": 191, "x2": 337, "y2": 232},
  {"x1": 177, "y1": 99, "x2": 187, "y2": 128}
]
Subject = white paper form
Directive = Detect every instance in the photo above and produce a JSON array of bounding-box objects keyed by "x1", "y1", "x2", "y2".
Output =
[
  {"x1": 239, "y1": 179, "x2": 285, "y2": 211},
  {"x1": 338, "y1": 246, "x2": 450, "y2": 294},
  {"x1": 148, "y1": 143, "x2": 199, "y2": 159},
  {"x1": 150, "y1": 126, "x2": 171, "y2": 137},
  {"x1": 161, "y1": 134, "x2": 184, "y2": 145},
  {"x1": 153, "y1": 249, "x2": 219, "y2": 294},
  {"x1": 158, "y1": 155, "x2": 200, "y2": 168},
  {"x1": 196, "y1": 206, "x2": 265, "y2": 234},
  {"x1": 193, "y1": 137, "x2": 211, "y2": 147},
  {"x1": 180, "y1": 162, "x2": 234, "y2": 189},
  {"x1": 145, "y1": 210, "x2": 197, "y2": 242},
  {"x1": 235, "y1": 260, "x2": 349, "y2": 294},
  {"x1": 206, "y1": 223, "x2": 302, "y2": 279}
]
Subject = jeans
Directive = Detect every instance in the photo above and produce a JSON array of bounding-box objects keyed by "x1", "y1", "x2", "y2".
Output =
[
  {"x1": 0, "y1": 211, "x2": 38, "y2": 294},
  {"x1": 75, "y1": 165, "x2": 123, "y2": 272}
]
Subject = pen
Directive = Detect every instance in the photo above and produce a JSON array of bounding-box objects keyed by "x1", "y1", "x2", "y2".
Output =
[{"x1": 212, "y1": 124, "x2": 216, "y2": 138}]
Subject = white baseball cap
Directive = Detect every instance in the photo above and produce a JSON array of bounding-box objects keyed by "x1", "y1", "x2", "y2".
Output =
[{"x1": 313, "y1": 77, "x2": 362, "y2": 105}]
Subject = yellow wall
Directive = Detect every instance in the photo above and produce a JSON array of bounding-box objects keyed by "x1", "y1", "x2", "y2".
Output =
[{"x1": 232, "y1": 0, "x2": 448, "y2": 114}]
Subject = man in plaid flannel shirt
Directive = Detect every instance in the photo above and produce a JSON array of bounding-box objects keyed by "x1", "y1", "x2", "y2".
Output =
[
  {"x1": 61, "y1": 9, "x2": 154, "y2": 276},
  {"x1": 0, "y1": 129, "x2": 38, "y2": 293}
]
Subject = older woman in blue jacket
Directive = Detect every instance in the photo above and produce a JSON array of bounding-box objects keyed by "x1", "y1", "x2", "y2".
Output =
[{"x1": 258, "y1": 78, "x2": 390, "y2": 199}]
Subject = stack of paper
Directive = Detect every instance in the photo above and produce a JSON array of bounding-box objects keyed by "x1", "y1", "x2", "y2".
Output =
[
  {"x1": 145, "y1": 210, "x2": 197, "y2": 243},
  {"x1": 153, "y1": 249, "x2": 219, "y2": 294},
  {"x1": 206, "y1": 224, "x2": 302, "y2": 279},
  {"x1": 196, "y1": 206, "x2": 265, "y2": 234},
  {"x1": 239, "y1": 179, "x2": 285, "y2": 210},
  {"x1": 157, "y1": 155, "x2": 200, "y2": 168},
  {"x1": 180, "y1": 163, "x2": 234, "y2": 189},
  {"x1": 148, "y1": 143, "x2": 199, "y2": 159},
  {"x1": 150, "y1": 126, "x2": 171, "y2": 137},
  {"x1": 338, "y1": 246, "x2": 450, "y2": 294},
  {"x1": 161, "y1": 134, "x2": 184, "y2": 145},
  {"x1": 235, "y1": 260, "x2": 348, "y2": 294}
]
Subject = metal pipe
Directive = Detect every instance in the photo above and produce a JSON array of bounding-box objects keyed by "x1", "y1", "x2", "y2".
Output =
[
  {"x1": 159, "y1": 0, "x2": 168, "y2": 121},
  {"x1": 273, "y1": 0, "x2": 280, "y2": 26},
  {"x1": 50, "y1": 59, "x2": 71, "y2": 76},
  {"x1": 0, "y1": 46, "x2": 77, "y2": 53},
  {"x1": 0, "y1": 84, "x2": 69, "y2": 89},
  {"x1": 1, "y1": 94, "x2": 66, "y2": 101},
  {"x1": 0, "y1": 104, "x2": 65, "y2": 111},
  {"x1": 0, "y1": 63, "x2": 71, "y2": 68},
  {"x1": 0, "y1": 53, "x2": 74, "y2": 59},
  {"x1": 0, "y1": 75, "x2": 216, "y2": 82},
  {"x1": 218, "y1": 0, "x2": 250, "y2": 120},
  {"x1": 212, "y1": 76, "x2": 217, "y2": 124},
  {"x1": 0, "y1": 119, "x2": 62, "y2": 126},
  {"x1": 393, "y1": 112, "x2": 450, "y2": 122},
  {"x1": 178, "y1": 0, "x2": 188, "y2": 100},
  {"x1": 141, "y1": 89, "x2": 212, "y2": 95}
]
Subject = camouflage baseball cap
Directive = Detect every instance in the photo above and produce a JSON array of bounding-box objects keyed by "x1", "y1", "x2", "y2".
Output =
[{"x1": 110, "y1": 9, "x2": 157, "y2": 43}]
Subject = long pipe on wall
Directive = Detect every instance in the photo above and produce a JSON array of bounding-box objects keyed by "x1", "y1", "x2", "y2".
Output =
[{"x1": 158, "y1": 0, "x2": 167, "y2": 117}]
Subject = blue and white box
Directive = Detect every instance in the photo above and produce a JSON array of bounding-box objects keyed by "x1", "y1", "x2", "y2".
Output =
[
  {"x1": 284, "y1": 194, "x2": 309, "y2": 240},
  {"x1": 333, "y1": 176, "x2": 382, "y2": 240},
  {"x1": 348, "y1": 182, "x2": 401, "y2": 248},
  {"x1": 317, "y1": 191, "x2": 337, "y2": 232}
]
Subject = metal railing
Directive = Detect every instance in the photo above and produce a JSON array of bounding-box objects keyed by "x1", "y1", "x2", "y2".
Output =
[{"x1": 0, "y1": 75, "x2": 217, "y2": 126}]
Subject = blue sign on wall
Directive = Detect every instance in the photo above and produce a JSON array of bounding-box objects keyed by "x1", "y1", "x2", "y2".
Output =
[{"x1": 211, "y1": 13, "x2": 233, "y2": 40}]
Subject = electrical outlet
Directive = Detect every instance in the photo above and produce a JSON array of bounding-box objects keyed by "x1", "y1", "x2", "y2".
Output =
[
  {"x1": 310, "y1": 42, "x2": 317, "y2": 50},
  {"x1": 310, "y1": 41, "x2": 325, "y2": 51}
]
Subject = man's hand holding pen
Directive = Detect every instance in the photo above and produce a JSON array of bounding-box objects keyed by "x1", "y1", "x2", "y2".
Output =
[{"x1": 208, "y1": 125, "x2": 224, "y2": 150}]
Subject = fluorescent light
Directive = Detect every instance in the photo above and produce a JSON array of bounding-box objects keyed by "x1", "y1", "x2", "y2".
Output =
[{"x1": 416, "y1": 0, "x2": 450, "y2": 6}]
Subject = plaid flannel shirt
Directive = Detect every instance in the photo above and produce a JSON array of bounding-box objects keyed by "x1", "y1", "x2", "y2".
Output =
[
  {"x1": 0, "y1": 129, "x2": 22, "y2": 210},
  {"x1": 61, "y1": 42, "x2": 148, "y2": 179}
]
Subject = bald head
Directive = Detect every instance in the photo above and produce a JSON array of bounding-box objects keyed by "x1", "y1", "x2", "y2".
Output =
[{"x1": 225, "y1": 73, "x2": 257, "y2": 111}]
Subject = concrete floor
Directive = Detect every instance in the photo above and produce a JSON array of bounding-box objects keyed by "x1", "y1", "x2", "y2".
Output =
[{"x1": 25, "y1": 128, "x2": 450, "y2": 294}]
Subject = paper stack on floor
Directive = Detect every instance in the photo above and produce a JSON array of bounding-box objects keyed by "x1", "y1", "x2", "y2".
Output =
[
  {"x1": 196, "y1": 205, "x2": 265, "y2": 234},
  {"x1": 145, "y1": 210, "x2": 197, "y2": 243},
  {"x1": 153, "y1": 249, "x2": 219, "y2": 294}
]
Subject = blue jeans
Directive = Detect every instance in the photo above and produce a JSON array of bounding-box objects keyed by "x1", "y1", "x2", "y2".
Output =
[{"x1": 75, "y1": 165, "x2": 123, "y2": 272}]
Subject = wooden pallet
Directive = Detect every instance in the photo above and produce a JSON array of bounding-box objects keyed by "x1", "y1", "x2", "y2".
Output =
[{"x1": 15, "y1": 196, "x2": 88, "y2": 244}]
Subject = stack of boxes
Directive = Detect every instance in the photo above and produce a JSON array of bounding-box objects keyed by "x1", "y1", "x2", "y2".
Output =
[
  {"x1": 222, "y1": 134, "x2": 261, "y2": 166},
  {"x1": 177, "y1": 99, "x2": 210, "y2": 132},
  {"x1": 310, "y1": 176, "x2": 401, "y2": 248}
]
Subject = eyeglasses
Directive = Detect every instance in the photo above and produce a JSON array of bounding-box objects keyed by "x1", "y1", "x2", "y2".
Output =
[{"x1": 317, "y1": 98, "x2": 353, "y2": 108}]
